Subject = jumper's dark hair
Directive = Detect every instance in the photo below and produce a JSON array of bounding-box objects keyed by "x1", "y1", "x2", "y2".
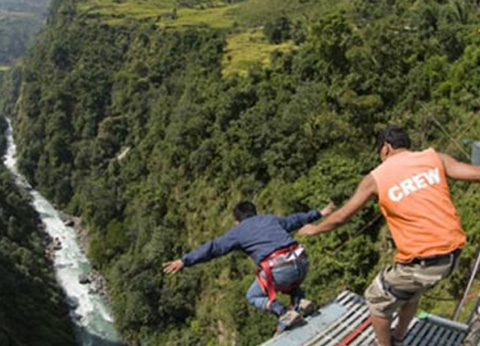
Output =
[
  {"x1": 376, "y1": 125, "x2": 411, "y2": 152},
  {"x1": 233, "y1": 201, "x2": 257, "y2": 222}
]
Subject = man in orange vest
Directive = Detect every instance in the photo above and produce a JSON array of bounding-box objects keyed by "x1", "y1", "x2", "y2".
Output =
[{"x1": 299, "y1": 125, "x2": 480, "y2": 346}]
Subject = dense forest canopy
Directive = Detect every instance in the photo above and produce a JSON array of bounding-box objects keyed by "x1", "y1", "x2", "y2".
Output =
[{"x1": 1, "y1": 0, "x2": 480, "y2": 345}]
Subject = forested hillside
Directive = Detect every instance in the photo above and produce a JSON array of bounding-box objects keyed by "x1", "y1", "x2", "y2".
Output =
[
  {"x1": 2, "y1": 0, "x2": 480, "y2": 345},
  {"x1": 0, "y1": 117, "x2": 76, "y2": 346}
]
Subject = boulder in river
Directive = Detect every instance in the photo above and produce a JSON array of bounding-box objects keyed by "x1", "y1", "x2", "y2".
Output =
[
  {"x1": 53, "y1": 237, "x2": 62, "y2": 250},
  {"x1": 64, "y1": 219, "x2": 74, "y2": 227},
  {"x1": 66, "y1": 296, "x2": 79, "y2": 309},
  {"x1": 79, "y1": 274, "x2": 91, "y2": 285}
]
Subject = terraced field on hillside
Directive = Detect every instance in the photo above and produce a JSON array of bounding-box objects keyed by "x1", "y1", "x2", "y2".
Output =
[{"x1": 75, "y1": 0, "x2": 343, "y2": 77}]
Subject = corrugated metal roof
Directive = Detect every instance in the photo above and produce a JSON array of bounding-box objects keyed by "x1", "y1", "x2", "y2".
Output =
[{"x1": 260, "y1": 291, "x2": 468, "y2": 346}]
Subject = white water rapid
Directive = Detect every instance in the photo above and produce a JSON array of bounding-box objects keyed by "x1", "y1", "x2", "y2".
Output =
[{"x1": 3, "y1": 118, "x2": 125, "y2": 346}]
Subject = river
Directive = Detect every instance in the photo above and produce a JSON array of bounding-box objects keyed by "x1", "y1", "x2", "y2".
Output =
[{"x1": 2, "y1": 118, "x2": 125, "y2": 346}]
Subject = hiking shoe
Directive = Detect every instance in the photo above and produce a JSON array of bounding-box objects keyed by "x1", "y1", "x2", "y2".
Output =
[
  {"x1": 297, "y1": 298, "x2": 316, "y2": 317},
  {"x1": 276, "y1": 310, "x2": 303, "y2": 334}
]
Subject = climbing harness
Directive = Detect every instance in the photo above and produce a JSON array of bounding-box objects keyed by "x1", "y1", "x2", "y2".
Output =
[{"x1": 257, "y1": 242, "x2": 306, "y2": 309}]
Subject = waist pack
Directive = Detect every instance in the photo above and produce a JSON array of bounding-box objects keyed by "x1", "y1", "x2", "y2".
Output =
[{"x1": 267, "y1": 244, "x2": 306, "y2": 268}]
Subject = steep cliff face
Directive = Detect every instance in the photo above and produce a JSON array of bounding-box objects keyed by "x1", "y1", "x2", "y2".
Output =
[{"x1": 5, "y1": 0, "x2": 480, "y2": 345}]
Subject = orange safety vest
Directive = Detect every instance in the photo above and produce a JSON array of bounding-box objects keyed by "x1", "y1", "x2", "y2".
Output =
[{"x1": 371, "y1": 148, "x2": 466, "y2": 263}]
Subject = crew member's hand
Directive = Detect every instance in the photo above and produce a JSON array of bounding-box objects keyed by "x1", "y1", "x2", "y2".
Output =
[
  {"x1": 162, "y1": 259, "x2": 184, "y2": 274},
  {"x1": 297, "y1": 224, "x2": 319, "y2": 236},
  {"x1": 320, "y1": 202, "x2": 336, "y2": 217}
]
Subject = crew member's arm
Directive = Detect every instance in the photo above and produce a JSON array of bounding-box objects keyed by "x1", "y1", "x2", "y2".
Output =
[
  {"x1": 163, "y1": 228, "x2": 240, "y2": 274},
  {"x1": 438, "y1": 153, "x2": 480, "y2": 181},
  {"x1": 298, "y1": 174, "x2": 377, "y2": 236},
  {"x1": 278, "y1": 202, "x2": 336, "y2": 232}
]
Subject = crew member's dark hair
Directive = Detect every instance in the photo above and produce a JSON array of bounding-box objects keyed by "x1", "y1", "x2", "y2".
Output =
[
  {"x1": 376, "y1": 125, "x2": 411, "y2": 152},
  {"x1": 233, "y1": 201, "x2": 257, "y2": 222}
]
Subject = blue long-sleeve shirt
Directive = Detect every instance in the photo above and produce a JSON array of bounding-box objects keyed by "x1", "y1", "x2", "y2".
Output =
[{"x1": 181, "y1": 210, "x2": 321, "y2": 267}]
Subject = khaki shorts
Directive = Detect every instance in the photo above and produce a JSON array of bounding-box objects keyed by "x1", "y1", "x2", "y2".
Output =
[{"x1": 365, "y1": 255, "x2": 459, "y2": 318}]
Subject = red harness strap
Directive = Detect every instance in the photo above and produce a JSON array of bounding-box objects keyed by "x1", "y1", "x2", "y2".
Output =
[{"x1": 257, "y1": 243, "x2": 302, "y2": 309}]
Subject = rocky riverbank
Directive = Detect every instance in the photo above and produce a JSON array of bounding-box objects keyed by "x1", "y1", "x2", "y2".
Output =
[{"x1": 56, "y1": 212, "x2": 110, "y2": 300}]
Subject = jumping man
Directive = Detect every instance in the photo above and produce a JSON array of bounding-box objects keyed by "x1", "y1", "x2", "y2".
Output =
[{"x1": 163, "y1": 201, "x2": 335, "y2": 334}]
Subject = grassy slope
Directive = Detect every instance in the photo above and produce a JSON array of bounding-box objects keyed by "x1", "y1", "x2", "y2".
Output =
[{"x1": 222, "y1": 28, "x2": 294, "y2": 77}]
